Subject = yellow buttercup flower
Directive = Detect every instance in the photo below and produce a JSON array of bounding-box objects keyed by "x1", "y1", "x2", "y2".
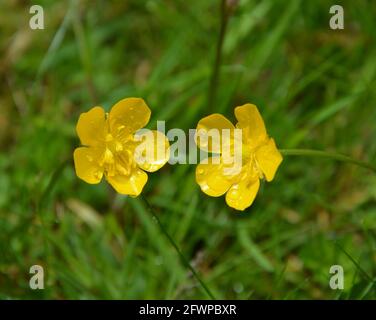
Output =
[
  {"x1": 73, "y1": 97, "x2": 169, "y2": 196},
  {"x1": 195, "y1": 103, "x2": 283, "y2": 211}
]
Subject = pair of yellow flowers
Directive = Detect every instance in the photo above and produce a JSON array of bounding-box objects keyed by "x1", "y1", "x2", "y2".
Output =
[{"x1": 73, "y1": 98, "x2": 283, "y2": 211}]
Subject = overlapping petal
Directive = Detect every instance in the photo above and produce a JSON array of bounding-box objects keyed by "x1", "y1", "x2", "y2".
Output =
[
  {"x1": 196, "y1": 114, "x2": 234, "y2": 153},
  {"x1": 76, "y1": 107, "x2": 106, "y2": 147},
  {"x1": 134, "y1": 130, "x2": 170, "y2": 172},
  {"x1": 73, "y1": 147, "x2": 104, "y2": 184},
  {"x1": 196, "y1": 157, "x2": 234, "y2": 197},
  {"x1": 255, "y1": 138, "x2": 283, "y2": 182},
  {"x1": 225, "y1": 179, "x2": 260, "y2": 211},
  {"x1": 235, "y1": 104, "x2": 267, "y2": 148},
  {"x1": 106, "y1": 168, "x2": 148, "y2": 196},
  {"x1": 109, "y1": 98, "x2": 151, "y2": 141}
]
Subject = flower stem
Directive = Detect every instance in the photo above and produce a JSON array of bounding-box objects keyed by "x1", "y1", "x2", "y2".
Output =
[
  {"x1": 280, "y1": 149, "x2": 376, "y2": 173},
  {"x1": 207, "y1": 0, "x2": 230, "y2": 113},
  {"x1": 141, "y1": 195, "x2": 216, "y2": 300}
]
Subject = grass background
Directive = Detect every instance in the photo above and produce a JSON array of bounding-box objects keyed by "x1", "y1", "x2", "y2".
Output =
[{"x1": 0, "y1": 0, "x2": 375, "y2": 299}]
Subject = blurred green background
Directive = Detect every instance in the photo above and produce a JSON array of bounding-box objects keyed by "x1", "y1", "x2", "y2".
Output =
[{"x1": 0, "y1": 0, "x2": 375, "y2": 299}]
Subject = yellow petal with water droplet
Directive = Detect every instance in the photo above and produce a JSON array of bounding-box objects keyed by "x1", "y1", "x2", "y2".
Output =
[
  {"x1": 73, "y1": 147, "x2": 104, "y2": 184},
  {"x1": 255, "y1": 138, "x2": 283, "y2": 182},
  {"x1": 134, "y1": 130, "x2": 170, "y2": 172},
  {"x1": 196, "y1": 114, "x2": 235, "y2": 154},
  {"x1": 225, "y1": 178, "x2": 260, "y2": 211},
  {"x1": 76, "y1": 106, "x2": 106, "y2": 147},
  {"x1": 109, "y1": 98, "x2": 151, "y2": 139},
  {"x1": 106, "y1": 168, "x2": 148, "y2": 196},
  {"x1": 235, "y1": 104, "x2": 267, "y2": 148},
  {"x1": 196, "y1": 156, "x2": 234, "y2": 197}
]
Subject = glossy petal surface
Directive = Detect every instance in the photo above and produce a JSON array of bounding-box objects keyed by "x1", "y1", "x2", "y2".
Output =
[
  {"x1": 196, "y1": 114, "x2": 234, "y2": 153},
  {"x1": 106, "y1": 168, "x2": 148, "y2": 196},
  {"x1": 109, "y1": 98, "x2": 151, "y2": 140},
  {"x1": 134, "y1": 130, "x2": 170, "y2": 172},
  {"x1": 225, "y1": 179, "x2": 260, "y2": 211},
  {"x1": 255, "y1": 138, "x2": 283, "y2": 182},
  {"x1": 76, "y1": 107, "x2": 106, "y2": 147},
  {"x1": 196, "y1": 157, "x2": 233, "y2": 197},
  {"x1": 74, "y1": 147, "x2": 104, "y2": 184},
  {"x1": 235, "y1": 104, "x2": 267, "y2": 148}
]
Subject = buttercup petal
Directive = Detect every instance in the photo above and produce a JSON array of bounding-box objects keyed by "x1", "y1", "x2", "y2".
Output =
[
  {"x1": 134, "y1": 130, "x2": 170, "y2": 172},
  {"x1": 196, "y1": 114, "x2": 234, "y2": 154},
  {"x1": 76, "y1": 106, "x2": 106, "y2": 147},
  {"x1": 255, "y1": 138, "x2": 283, "y2": 182},
  {"x1": 196, "y1": 157, "x2": 233, "y2": 197},
  {"x1": 235, "y1": 104, "x2": 267, "y2": 148},
  {"x1": 225, "y1": 178, "x2": 260, "y2": 211},
  {"x1": 73, "y1": 147, "x2": 104, "y2": 184},
  {"x1": 109, "y1": 98, "x2": 151, "y2": 139},
  {"x1": 106, "y1": 168, "x2": 148, "y2": 196}
]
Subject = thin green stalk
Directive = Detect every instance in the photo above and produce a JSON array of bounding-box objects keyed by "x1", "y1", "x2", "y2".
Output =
[
  {"x1": 280, "y1": 149, "x2": 376, "y2": 173},
  {"x1": 335, "y1": 241, "x2": 375, "y2": 298},
  {"x1": 39, "y1": 158, "x2": 72, "y2": 210},
  {"x1": 141, "y1": 195, "x2": 216, "y2": 300},
  {"x1": 207, "y1": 0, "x2": 230, "y2": 113},
  {"x1": 72, "y1": 1, "x2": 98, "y2": 105},
  {"x1": 35, "y1": 0, "x2": 75, "y2": 80},
  {"x1": 334, "y1": 241, "x2": 374, "y2": 283},
  {"x1": 36, "y1": 158, "x2": 70, "y2": 266}
]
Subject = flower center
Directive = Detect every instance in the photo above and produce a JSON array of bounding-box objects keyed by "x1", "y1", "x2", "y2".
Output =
[{"x1": 100, "y1": 134, "x2": 136, "y2": 177}]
